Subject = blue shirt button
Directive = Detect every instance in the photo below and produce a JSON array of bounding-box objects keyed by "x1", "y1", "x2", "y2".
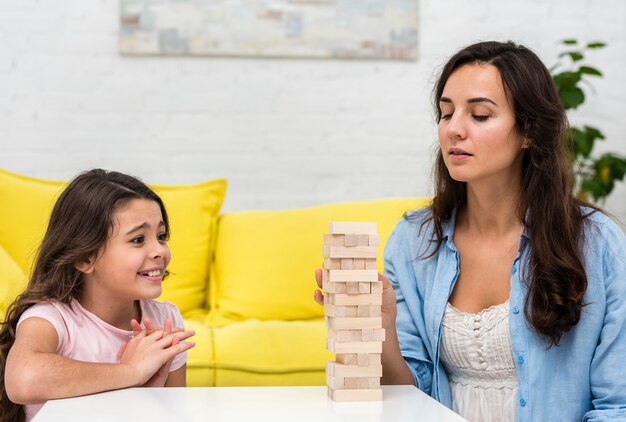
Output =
[
  {"x1": 520, "y1": 398, "x2": 527, "y2": 406},
  {"x1": 512, "y1": 307, "x2": 520, "y2": 314},
  {"x1": 517, "y1": 355, "x2": 524, "y2": 363}
]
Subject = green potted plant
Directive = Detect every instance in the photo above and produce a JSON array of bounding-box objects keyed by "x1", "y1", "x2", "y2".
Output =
[{"x1": 551, "y1": 39, "x2": 626, "y2": 202}]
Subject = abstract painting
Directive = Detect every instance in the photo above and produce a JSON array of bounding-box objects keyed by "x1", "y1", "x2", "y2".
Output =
[{"x1": 119, "y1": 0, "x2": 418, "y2": 60}]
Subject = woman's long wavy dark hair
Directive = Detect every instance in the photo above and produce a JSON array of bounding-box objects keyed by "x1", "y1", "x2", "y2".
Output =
[
  {"x1": 427, "y1": 41, "x2": 592, "y2": 347},
  {"x1": 0, "y1": 169, "x2": 169, "y2": 422}
]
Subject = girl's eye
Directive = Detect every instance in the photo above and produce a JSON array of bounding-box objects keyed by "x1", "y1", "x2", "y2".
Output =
[
  {"x1": 131, "y1": 236, "x2": 144, "y2": 244},
  {"x1": 473, "y1": 115, "x2": 489, "y2": 122},
  {"x1": 157, "y1": 232, "x2": 167, "y2": 242}
]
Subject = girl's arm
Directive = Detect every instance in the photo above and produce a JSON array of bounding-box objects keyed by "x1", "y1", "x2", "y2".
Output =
[
  {"x1": 5, "y1": 317, "x2": 194, "y2": 404},
  {"x1": 165, "y1": 364, "x2": 187, "y2": 387}
]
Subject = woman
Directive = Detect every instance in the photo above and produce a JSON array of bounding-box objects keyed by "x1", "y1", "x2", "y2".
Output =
[{"x1": 315, "y1": 41, "x2": 626, "y2": 422}]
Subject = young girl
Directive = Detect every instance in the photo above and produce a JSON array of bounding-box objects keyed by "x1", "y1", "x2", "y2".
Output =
[
  {"x1": 315, "y1": 41, "x2": 626, "y2": 421},
  {"x1": 0, "y1": 169, "x2": 196, "y2": 422}
]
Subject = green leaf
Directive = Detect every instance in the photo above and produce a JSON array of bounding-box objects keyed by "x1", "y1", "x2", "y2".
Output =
[
  {"x1": 553, "y1": 71, "x2": 581, "y2": 90},
  {"x1": 582, "y1": 125, "x2": 605, "y2": 141},
  {"x1": 558, "y1": 51, "x2": 584, "y2": 62},
  {"x1": 562, "y1": 39, "x2": 578, "y2": 45},
  {"x1": 578, "y1": 66, "x2": 603, "y2": 77},
  {"x1": 586, "y1": 42, "x2": 606, "y2": 49},
  {"x1": 560, "y1": 86, "x2": 585, "y2": 110}
]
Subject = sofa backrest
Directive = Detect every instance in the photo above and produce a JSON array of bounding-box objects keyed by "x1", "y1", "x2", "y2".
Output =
[
  {"x1": 0, "y1": 169, "x2": 226, "y2": 316},
  {"x1": 208, "y1": 198, "x2": 430, "y2": 325}
]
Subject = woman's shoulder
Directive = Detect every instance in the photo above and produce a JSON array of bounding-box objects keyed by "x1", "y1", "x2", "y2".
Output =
[{"x1": 581, "y1": 207, "x2": 626, "y2": 247}]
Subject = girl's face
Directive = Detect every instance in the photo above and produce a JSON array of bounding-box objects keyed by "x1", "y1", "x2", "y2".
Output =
[
  {"x1": 437, "y1": 63, "x2": 527, "y2": 186},
  {"x1": 83, "y1": 198, "x2": 171, "y2": 303}
]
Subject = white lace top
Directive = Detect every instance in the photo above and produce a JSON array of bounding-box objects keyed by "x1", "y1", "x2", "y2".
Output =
[{"x1": 439, "y1": 300, "x2": 518, "y2": 422}]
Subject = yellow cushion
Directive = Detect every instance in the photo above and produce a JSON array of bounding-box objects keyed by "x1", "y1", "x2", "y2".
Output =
[
  {"x1": 212, "y1": 319, "x2": 331, "y2": 386},
  {"x1": 210, "y1": 198, "x2": 429, "y2": 323},
  {"x1": 0, "y1": 169, "x2": 227, "y2": 314},
  {"x1": 0, "y1": 245, "x2": 28, "y2": 319}
]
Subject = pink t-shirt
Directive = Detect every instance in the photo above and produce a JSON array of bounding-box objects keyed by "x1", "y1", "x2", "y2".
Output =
[{"x1": 16, "y1": 299, "x2": 188, "y2": 421}]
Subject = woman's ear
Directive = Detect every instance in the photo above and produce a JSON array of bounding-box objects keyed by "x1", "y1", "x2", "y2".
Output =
[
  {"x1": 522, "y1": 137, "x2": 530, "y2": 149},
  {"x1": 75, "y1": 257, "x2": 95, "y2": 274}
]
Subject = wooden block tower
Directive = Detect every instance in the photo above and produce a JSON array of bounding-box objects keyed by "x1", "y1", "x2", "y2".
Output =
[{"x1": 323, "y1": 222, "x2": 384, "y2": 401}]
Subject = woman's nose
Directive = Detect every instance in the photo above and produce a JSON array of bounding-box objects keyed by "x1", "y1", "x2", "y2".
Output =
[{"x1": 446, "y1": 114, "x2": 467, "y2": 140}]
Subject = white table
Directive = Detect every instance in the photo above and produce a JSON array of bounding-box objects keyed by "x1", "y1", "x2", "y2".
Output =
[{"x1": 35, "y1": 385, "x2": 467, "y2": 421}]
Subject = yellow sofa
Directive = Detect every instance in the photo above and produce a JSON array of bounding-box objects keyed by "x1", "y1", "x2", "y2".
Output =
[{"x1": 0, "y1": 169, "x2": 428, "y2": 386}]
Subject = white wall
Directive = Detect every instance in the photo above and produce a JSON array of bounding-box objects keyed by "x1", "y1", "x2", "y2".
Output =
[{"x1": 1, "y1": 0, "x2": 625, "y2": 221}]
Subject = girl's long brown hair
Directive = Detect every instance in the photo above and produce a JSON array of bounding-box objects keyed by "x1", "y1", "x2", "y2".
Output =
[
  {"x1": 426, "y1": 41, "x2": 592, "y2": 347},
  {"x1": 0, "y1": 169, "x2": 169, "y2": 422}
]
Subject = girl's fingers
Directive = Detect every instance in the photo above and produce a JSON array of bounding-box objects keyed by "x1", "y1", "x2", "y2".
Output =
[
  {"x1": 130, "y1": 319, "x2": 142, "y2": 337},
  {"x1": 163, "y1": 319, "x2": 172, "y2": 337},
  {"x1": 143, "y1": 317, "x2": 155, "y2": 334}
]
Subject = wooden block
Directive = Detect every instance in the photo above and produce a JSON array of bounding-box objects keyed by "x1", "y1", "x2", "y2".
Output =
[
  {"x1": 323, "y1": 245, "x2": 377, "y2": 259},
  {"x1": 340, "y1": 258, "x2": 354, "y2": 270},
  {"x1": 345, "y1": 234, "x2": 370, "y2": 247},
  {"x1": 329, "y1": 222, "x2": 377, "y2": 234},
  {"x1": 323, "y1": 280, "x2": 347, "y2": 294},
  {"x1": 368, "y1": 234, "x2": 381, "y2": 246},
  {"x1": 346, "y1": 282, "x2": 360, "y2": 294},
  {"x1": 365, "y1": 258, "x2": 377, "y2": 270},
  {"x1": 369, "y1": 354, "x2": 382, "y2": 365},
  {"x1": 358, "y1": 282, "x2": 371, "y2": 293},
  {"x1": 353, "y1": 258, "x2": 366, "y2": 269},
  {"x1": 328, "y1": 387, "x2": 383, "y2": 402},
  {"x1": 371, "y1": 281, "x2": 383, "y2": 294},
  {"x1": 327, "y1": 270, "x2": 378, "y2": 282},
  {"x1": 343, "y1": 377, "x2": 358, "y2": 389},
  {"x1": 362, "y1": 328, "x2": 385, "y2": 342},
  {"x1": 327, "y1": 361, "x2": 383, "y2": 377},
  {"x1": 336, "y1": 353, "x2": 357, "y2": 365},
  {"x1": 357, "y1": 305, "x2": 370, "y2": 317},
  {"x1": 369, "y1": 305, "x2": 382, "y2": 317},
  {"x1": 324, "y1": 258, "x2": 341, "y2": 270},
  {"x1": 324, "y1": 304, "x2": 347, "y2": 317},
  {"x1": 327, "y1": 329, "x2": 362, "y2": 342},
  {"x1": 326, "y1": 373, "x2": 344, "y2": 389},
  {"x1": 358, "y1": 353, "x2": 370, "y2": 366},
  {"x1": 327, "y1": 317, "x2": 382, "y2": 330},
  {"x1": 332, "y1": 293, "x2": 382, "y2": 306},
  {"x1": 357, "y1": 377, "x2": 381, "y2": 389},
  {"x1": 323, "y1": 234, "x2": 346, "y2": 246},
  {"x1": 368, "y1": 377, "x2": 381, "y2": 389},
  {"x1": 327, "y1": 339, "x2": 383, "y2": 354},
  {"x1": 345, "y1": 306, "x2": 358, "y2": 317}
]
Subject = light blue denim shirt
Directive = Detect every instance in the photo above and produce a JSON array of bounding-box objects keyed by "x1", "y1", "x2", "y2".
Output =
[{"x1": 383, "y1": 207, "x2": 626, "y2": 422}]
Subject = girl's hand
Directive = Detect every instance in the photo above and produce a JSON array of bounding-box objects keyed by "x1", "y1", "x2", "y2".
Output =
[
  {"x1": 313, "y1": 268, "x2": 398, "y2": 325},
  {"x1": 117, "y1": 326, "x2": 195, "y2": 386}
]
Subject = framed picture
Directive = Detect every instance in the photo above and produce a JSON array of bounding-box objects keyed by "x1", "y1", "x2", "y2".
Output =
[{"x1": 120, "y1": 0, "x2": 418, "y2": 60}]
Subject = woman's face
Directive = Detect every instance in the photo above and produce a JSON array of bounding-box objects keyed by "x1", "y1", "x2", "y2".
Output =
[{"x1": 437, "y1": 63, "x2": 527, "y2": 187}]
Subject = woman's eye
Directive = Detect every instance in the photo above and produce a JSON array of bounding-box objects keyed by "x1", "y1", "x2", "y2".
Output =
[
  {"x1": 131, "y1": 236, "x2": 144, "y2": 244},
  {"x1": 440, "y1": 113, "x2": 452, "y2": 120},
  {"x1": 473, "y1": 115, "x2": 489, "y2": 122}
]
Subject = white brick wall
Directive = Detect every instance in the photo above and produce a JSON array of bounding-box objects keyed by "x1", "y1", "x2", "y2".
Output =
[{"x1": 0, "y1": 0, "x2": 625, "y2": 221}]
